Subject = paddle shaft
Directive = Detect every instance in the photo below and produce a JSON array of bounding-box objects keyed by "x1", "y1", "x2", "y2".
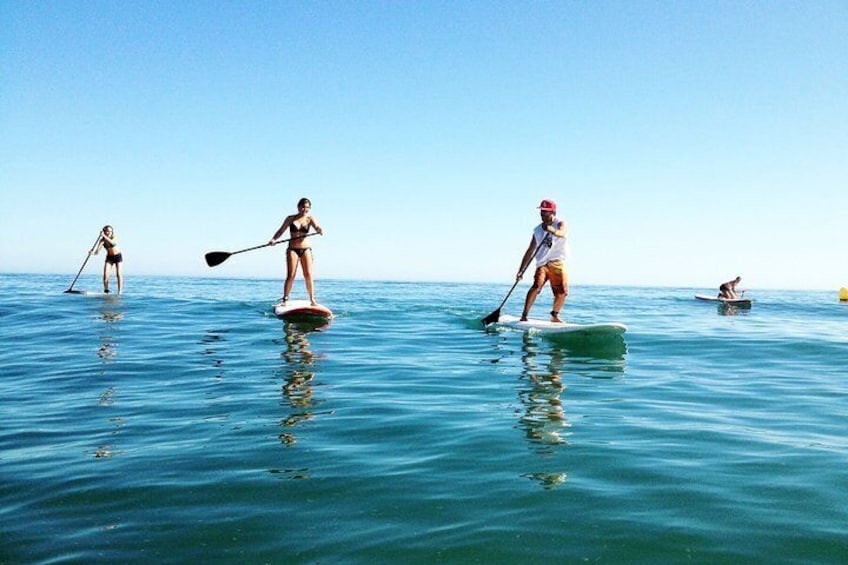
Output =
[
  {"x1": 65, "y1": 233, "x2": 102, "y2": 293},
  {"x1": 481, "y1": 240, "x2": 546, "y2": 325},
  {"x1": 229, "y1": 242, "x2": 274, "y2": 257},
  {"x1": 205, "y1": 232, "x2": 317, "y2": 267},
  {"x1": 491, "y1": 258, "x2": 535, "y2": 312},
  {"x1": 493, "y1": 277, "x2": 522, "y2": 312}
]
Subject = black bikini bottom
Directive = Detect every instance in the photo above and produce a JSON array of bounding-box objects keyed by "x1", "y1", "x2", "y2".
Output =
[{"x1": 288, "y1": 248, "x2": 311, "y2": 257}]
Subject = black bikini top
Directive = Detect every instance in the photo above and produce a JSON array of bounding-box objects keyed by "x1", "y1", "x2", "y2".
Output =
[
  {"x1": 102, "y1": 239, "x2": 115, "y2": 250},
  {"x1": 291, "y1": 222, "x2": 310, "y2": 234}
]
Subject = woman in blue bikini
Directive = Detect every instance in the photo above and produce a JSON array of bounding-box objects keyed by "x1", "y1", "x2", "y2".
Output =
[
  {"x1": 91, "y1": 225, "x2": 123, "y2": 294},
  {"x1": 268, "y1": 198, "x2": 324, "y2": 305}
]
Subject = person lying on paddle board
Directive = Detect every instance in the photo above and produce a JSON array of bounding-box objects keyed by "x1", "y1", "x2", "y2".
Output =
[
  {"x1": 268, "y1": 197, "x2": 325, "y2": 305},
  {"x1": 718, "y1": 276, "x2": 742, "y2": 299},
  {"x1": 91, "y1": 225, "x2": 123, "y2": 294},
  {"x1": 516, "y1": 199, "x2": 569, "y2": 323}
]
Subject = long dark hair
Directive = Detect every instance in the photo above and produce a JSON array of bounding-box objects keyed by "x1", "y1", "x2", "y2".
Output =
[{"x1": 297, "y1": 197, "x2": 311, "y2": 209}]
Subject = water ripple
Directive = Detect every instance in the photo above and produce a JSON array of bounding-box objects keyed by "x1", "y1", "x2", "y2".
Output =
[{"x1": 2, "y1": 275, "x2": 846, "y2": 563}]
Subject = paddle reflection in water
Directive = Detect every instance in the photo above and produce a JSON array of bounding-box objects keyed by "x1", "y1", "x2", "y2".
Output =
[
  {"x1": 514, "y1": 332, "x2": 628, "y2": 489},
  {"x1": 273, "y1": 321, "x2": 333, "y2": 470},
  {"x1": 199, "y1": 329, "x2": 227, "y2": 377}
]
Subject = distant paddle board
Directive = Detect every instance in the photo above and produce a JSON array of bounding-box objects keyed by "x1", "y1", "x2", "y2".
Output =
[
  {"x1": 64, "y1": 290, "x2": 113, "y2": 296},
  {"x1": 694, "y1": 294, "x2": 752, "y2": 307},
  {"x1": 496, "y1": 314, "x2": 627, "y2": 336},
  {"x1": 272, "y1": 299, "x2": 333, "y2": 322}
]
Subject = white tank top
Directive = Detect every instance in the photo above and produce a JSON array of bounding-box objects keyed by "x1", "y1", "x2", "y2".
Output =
[{"x1": 533, "y1": 220, "x2": 569, "y2": 267}]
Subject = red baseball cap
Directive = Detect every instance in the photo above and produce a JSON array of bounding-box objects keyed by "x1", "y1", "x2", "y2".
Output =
[{"x1": 537, "y1": 199, "x2": 557, "y2": 212}]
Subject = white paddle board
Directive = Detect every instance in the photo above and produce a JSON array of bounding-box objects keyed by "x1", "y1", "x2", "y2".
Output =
[
  {"x1": 65, "y1": 290, "x2": 114, "y2": 296},
  {"x1": 272, "y1": 299, "x2": 333, "y2": 322},
  {"x1": 496, "y1": 314, "x2": 626, "y2": 336},
  {"x1": 694, "y1": 294, "x2": 752, "y2": 307}
]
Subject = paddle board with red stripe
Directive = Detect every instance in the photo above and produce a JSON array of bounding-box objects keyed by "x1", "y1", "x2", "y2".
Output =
[{"x1": 272, "y1": 299, "x2": 334, "y2": 322}]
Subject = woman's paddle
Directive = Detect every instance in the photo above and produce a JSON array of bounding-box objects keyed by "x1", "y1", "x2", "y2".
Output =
[
  {"x1": 205, "y1": 233, "x2": 317, "y2": 267},
  {"x1": 64, "y1": 233, "x2": 102, "y2": 294}
]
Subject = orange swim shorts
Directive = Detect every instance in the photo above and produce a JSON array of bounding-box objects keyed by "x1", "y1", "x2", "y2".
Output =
[{"x1": 532, "y1": 260, "x2": 568, "y2": 295}]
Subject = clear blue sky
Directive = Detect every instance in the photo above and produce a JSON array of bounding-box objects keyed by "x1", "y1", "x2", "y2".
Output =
[{"x1": 2, "y1": 1, "x2": 845, "y2": 290}]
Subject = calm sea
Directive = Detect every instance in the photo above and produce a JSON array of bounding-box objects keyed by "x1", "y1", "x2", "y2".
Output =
[{"x1": 1, "y1": 273, "x2": 846, "y2": 563}]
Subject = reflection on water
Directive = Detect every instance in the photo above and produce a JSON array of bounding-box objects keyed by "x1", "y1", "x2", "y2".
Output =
[
  {"x1": 198, "y1": 329, "x2": 232, "y2": 434},
  {"x1": 717, "y1": 303, "x2": 752, "y2": 316},
  {"x1": 512, "y1": 332, "x2": 628, "y2": 489},
  {"x1": 94, "y1": 418, "x2": 124, "y2": 459},
  {"x1": 521, "y1": 471, "x2": 567, "y2": 488},
  {"x1": 200, "y1": 330, "x2": 227, "y2": 376},
  {"x1": 543, "y1": 333, "x2": 628, "y2": 363},
  {"x1": 97, "y1": 387, "x2": 117, "y2": 407},
  {"x1": 96, "y1": 299, "x2": 123, "y2": 362},
  {"x1": 518, "y1": 334, "x2": 570, "y2": 455},
  {"x1": 278, "y1": 323, "x2": 320, "y2": 445},
  {"x1": 93, "y1": 298, "x2": 124, "y2": 460},
  {"x1": 271, "y1": 321, "x2": 332, "y2": 479}
]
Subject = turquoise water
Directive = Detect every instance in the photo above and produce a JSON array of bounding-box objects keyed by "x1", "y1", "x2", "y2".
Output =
[{"x1": 1, "y1": 273, "x2": 846, "y2": 563}]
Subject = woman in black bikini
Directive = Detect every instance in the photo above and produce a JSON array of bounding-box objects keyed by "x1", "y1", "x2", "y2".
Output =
[
  {"x1": 268, "y1": 198, "x2": 325, "y2": 305},
  {"x1": 91, "y1": 225, "x2": 123, "y2": 294}
]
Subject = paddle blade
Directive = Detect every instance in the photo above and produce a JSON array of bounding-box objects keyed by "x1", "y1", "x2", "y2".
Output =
[
  {"x1": 205, "y1": 251, "x2": 231, "y2": 267},
  {"x1": 481, "y1": 308, "x2": 501, "y2": 327},
  {"x1": 63, "y1": 289, "x2": 85, "y2": 294}
]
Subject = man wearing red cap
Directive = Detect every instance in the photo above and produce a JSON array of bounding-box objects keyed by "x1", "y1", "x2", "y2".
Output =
[{"x1": 516, "y1": 199, "x2": 569, "y2": 322}]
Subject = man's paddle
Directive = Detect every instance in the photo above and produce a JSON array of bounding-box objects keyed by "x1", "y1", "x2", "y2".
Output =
[
  {"x1": 481, "y1": 240, "x2": 545, "y2": 326},
  {"x1": 64, "y1": 233, "x2": 102, "y2": 294},
  {"x1": 205, "y1": 233, "x2": 316, "y2": 267},
  {"x1": 480, "y1": 278, "x2": 523, "y2": 326}
]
